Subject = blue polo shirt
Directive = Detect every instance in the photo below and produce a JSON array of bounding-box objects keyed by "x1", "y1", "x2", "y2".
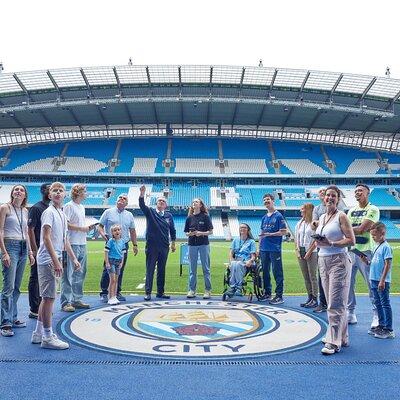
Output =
[
  {"x1": 99, "y1": 207, "x2": 135, "y2": 243},
  {"x1": 259, "y1": 211, "x2": 286, "y2": 252},
  {"x1": 369, "y1": 241, "x2": 393, "y2": 283}
]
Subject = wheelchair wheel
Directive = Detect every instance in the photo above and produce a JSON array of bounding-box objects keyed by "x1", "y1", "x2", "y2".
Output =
[
  {"x1": 253, "y1": 266, "x2": 265, "y2": 301},
  {"x1": 222, "y1": 293, "x2": 227, "y2": 301}
]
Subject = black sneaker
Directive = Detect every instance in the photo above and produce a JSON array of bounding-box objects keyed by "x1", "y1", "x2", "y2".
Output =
[
  {"x1": 156, "y1": 293, "x2": 170, "y2": 299},
  {"x1": 300, "y1": 297, "x2": 312, "y2": 307},
  {"x1": 305, "y1": 298, "x2": 318, "y2": 308},
  {"x1": 269, "y1": 296, "x2": 284, "y2": 305},
  {"x1": 116, "y1": 294, "x2": 126, "y2": 302},
  {"x1": 368, "y1": 326, "x2": 381, "y2": 336},
  {"x1": 313, "y1": 304, "x2": 327, "y2": 313},
  {"x1": 144, "y1": 294, "x2": 151, "y2": 301},
  {"x1": 28, "y1": 311, "x2": 38, "y2": 319},
  {"x1": 100, "y1": 294, "x2": 108, "y2": 303},
  {"x1": 259, "y1": 294, "x2": 272, "y2": 302}
]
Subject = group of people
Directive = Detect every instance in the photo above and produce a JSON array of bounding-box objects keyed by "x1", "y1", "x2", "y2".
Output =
[
  {"x1": 293, "y1": 185, "x2": 394, "y2": 355},
  {"x1": 0, "y1": 182, "x2": 395, "y2": 355}
]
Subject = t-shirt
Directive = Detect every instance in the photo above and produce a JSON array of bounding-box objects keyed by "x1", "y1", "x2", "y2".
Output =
[
  {"x1": 231, "y1": 238, "x2": 256, "y2": 262},
  {"x1": 64, "y1": 200, "x2": 86, "y2": 245},
  {"x1": 28, "y1": 200, "x2": 49, "y2": 247},
  {"x1": 105, "y1": 238, "x2": 127, "y2": 260},
  {"x1": 369, "y1": 241, "x2": 393, "y2": 283},
  {"x1": 99, "y1": 207, "x2": 136, "y2": 243},
  {"x1": 312, "y1": 204, "x2": 326, "y2": 221},
  {"x1": 259, "y1": 211, "x2": 286, "y2": 252},
  {"x1": 37, "y1": 205, "x2": 68, "y2": 265},
  {"x1": 347, "y1": 203, "x2": 380, "y2": 252},
  {"x1": 184, "y1": 213, "x2": 213, "y2": 246}
]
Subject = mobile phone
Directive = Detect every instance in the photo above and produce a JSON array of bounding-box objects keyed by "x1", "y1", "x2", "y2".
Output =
[
  {"x1": 311, "y1": 234, "x2": 325, "y2": 241},
  {"x1": 350, "y1": 248, "x2": 368, "y2": 258}
]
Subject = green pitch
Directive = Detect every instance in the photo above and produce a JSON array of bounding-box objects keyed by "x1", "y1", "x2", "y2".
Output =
[{"x1": 19, "y1": 241, "x2": 400, "y2": 296}]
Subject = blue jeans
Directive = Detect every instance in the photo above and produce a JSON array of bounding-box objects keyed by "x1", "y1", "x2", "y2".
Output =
[
  {"x1": 371, "y1": 280, "x2": 392, "y2": 331},
  {"x1": 229, "y1": 260, "x2": 246, "y2": 290},
  {"x1": 260, "y1": 250, "x2": 284, "y2": 297},
  {"x1": 188, "y1": 245, "x2": 211, "y2": 292},
  {"x1": 60, "y1": 244, "x2": 87, "y2": 307},
  {"x1": 1, "y1": 239, "x2": 28, "y2": 327}
]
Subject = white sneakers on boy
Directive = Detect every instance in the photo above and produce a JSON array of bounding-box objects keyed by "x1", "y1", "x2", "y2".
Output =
[
  {"x1": 41, "y1": 334, "x2": 69, "y2": 350},
  {"x1": 31, "y1": 331, "x2": 42, "y2": 344},
  {"x1": 107, "y1": 297, "x2": 120, "y2": 305}
]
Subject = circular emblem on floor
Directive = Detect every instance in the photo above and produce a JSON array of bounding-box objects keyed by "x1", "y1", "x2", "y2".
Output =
[{"x1": 59, "y1": 300, "x2": 326, "y2": 360}]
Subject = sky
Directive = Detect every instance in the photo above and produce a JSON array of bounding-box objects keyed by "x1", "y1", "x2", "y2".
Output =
[{"x1": 0, "y1": 0, "x2": 399, "y2": 78}]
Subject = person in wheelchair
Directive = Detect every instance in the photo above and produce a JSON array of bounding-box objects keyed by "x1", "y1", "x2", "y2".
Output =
[{"x1": 226, "y1": 223, "x2": 256, "y2": 297}]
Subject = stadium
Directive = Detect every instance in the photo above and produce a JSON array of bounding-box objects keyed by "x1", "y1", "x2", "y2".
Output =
[{"x1": 1, "y1": 63, "x2": 399, "y2": 398}]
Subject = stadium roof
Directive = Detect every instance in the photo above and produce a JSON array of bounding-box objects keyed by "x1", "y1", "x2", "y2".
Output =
[{"x1": 1, "y1": 65, "x2": 400, "y2": 152}]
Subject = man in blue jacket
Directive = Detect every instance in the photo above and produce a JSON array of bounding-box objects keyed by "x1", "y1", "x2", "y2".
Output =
[{"x1": 139, "y1": 185, "x2": 176, "y2": 301}]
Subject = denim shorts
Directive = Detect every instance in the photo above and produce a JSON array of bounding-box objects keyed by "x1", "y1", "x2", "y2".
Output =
[{"x1": 107, "y1": 258, "x2": 122, "y2": 276}]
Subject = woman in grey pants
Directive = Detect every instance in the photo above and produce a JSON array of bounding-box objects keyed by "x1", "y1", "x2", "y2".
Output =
[{"x1": 314, "y1": 185, "x2": 355, "y2": 355}]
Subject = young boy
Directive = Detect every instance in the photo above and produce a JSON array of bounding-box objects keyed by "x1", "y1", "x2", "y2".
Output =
[
  {"x1": 31, "y1": 182, "x2": 80, "y2": 349},
  {"x1": 104, "y1": 224, "x2": 126, "y2": 305},
  {"x1": 368, "y1": 222, "x2": 395, "y2": 339}
]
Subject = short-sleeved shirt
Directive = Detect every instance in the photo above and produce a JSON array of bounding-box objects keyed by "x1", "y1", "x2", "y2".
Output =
[
  {"x1": 64, "y1": 200, "x2": 86, "y2": 245},
  {"x1": 369, "y1": 241, "x2": 393, "y2": 282},
  {"x1": 312, "y1": 204, "x2": 326, "y2": 221},
  {"x1": 259, "y1": 211, "x2": 286, "y2": 252},
  {"x1": 231, "y1": 238, "x2": 256, "y2": 262},
  {"x1": 28, "y1": 200, "x2": 49, "y2": 247},
  {"x1": 184, "y1": 213, "x2": 213, "y2": 246},
  {"x1": 105, "y1": 238, "x2": 126, "y2": 260},
  {"x1": 99, "y1": 207, "x2": 135, "y2": 243},
  {"x1": 37, "y1": 205, "x2": 68, "y2": 265},
  {"x1": 347, "y1": 202, "x2": 380, "y2": 252}
]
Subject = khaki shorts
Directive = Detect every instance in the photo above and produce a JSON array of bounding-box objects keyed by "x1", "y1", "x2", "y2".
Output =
[{"x1": 38, "y1": 262, "x2": 59, "y2": 299}]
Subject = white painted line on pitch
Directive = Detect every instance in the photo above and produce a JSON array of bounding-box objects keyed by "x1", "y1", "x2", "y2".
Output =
[{"x1": 136, "y1": 283, "x2": 145, "y2": 289}]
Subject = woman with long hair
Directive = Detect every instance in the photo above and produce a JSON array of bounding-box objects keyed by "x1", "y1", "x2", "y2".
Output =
[
  {"x1": 184, "y1": 198, "x2": 213, "y2": 299},
  {"x1": 226, "y1": 223, "x2": 256, "y2": 297},
  {"x1": 295, "y1": 203, "x2": 318, "y2": 308},
  {"x1": 314, "y1": 185, "x2": 355, "y2": 355},
  {"x1": 0, "y1": 184, "x2": 35, "y2": 337}
]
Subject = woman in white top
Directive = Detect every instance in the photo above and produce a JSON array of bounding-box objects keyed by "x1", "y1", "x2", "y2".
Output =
[
  {"x1": 314, "y1": 185, "x2": 355, "y2": 355},
  {"x1": 0, "y1": 185, "x2": 35, "y2": 337},
  {"x1": 295, "y1": 203, "x2": 318, "y2": 308}
]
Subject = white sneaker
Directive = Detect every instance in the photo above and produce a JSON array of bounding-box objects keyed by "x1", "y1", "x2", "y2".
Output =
[
  {"x1": 41, "y1": 334, "x2": 69, "y2": 350},
  {"x1": 321, "y1": 343, "x2": 340, "y2": 355},
  {"x1": 371, "y1": 313, "x2": 379, "y2": 328},
  {"x1": 187, "y1": 290, "x2": 196, "y2": 299},
  {"x1": 203, "y1": 291, "x2": 211, "y2": 299},
  {"x1": 347, "y1": 312, "x2": 357, "y2": 324},
  {"x1": 31, "y1": 331, "x2": 42, "y2": 344},
  {"x1": 108, "y1": 297, "x2": 119, "y2": 305}
]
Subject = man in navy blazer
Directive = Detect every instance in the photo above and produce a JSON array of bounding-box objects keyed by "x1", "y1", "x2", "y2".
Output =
[{"x1": 139, "y1": 185, "x2": 176, "y2": 301}]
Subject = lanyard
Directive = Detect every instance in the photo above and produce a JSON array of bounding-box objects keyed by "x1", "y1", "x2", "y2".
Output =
[
  {"x1": 11, "y1": 204, "x2": 24, "y2": 240},
  {"x1": 372, "y1": 241, "x2": 384, "y2": 258},
  {"x1": 320, "y1": 209, "x2": 338, "y2": 236}
]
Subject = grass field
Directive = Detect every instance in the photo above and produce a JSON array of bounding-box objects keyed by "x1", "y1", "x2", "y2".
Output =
[{"x1": 16, "y1": 241, "x2": 400, "y2": 296}]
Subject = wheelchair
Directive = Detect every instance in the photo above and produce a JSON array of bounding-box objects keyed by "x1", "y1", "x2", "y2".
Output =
[{"x1": 222, "y1": 258, "x2": 265, "y2": 302}]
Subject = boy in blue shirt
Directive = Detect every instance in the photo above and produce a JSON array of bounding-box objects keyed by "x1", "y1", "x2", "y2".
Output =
[
  {"x1": 105, "y1": 224, "x2": 126, "y2": 305},
  {"x1": 367, "y1": 222, "x2": 395, "y2": 339}
]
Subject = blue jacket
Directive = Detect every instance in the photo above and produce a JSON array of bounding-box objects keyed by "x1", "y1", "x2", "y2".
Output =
[{"x1": 139, "y1": 196, "x2": 176, "y2": 248}]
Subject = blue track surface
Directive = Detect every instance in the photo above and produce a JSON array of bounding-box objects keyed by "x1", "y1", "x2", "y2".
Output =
[{"x1": 0, "y1": 295, "x2": 398, "y2": 400}]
